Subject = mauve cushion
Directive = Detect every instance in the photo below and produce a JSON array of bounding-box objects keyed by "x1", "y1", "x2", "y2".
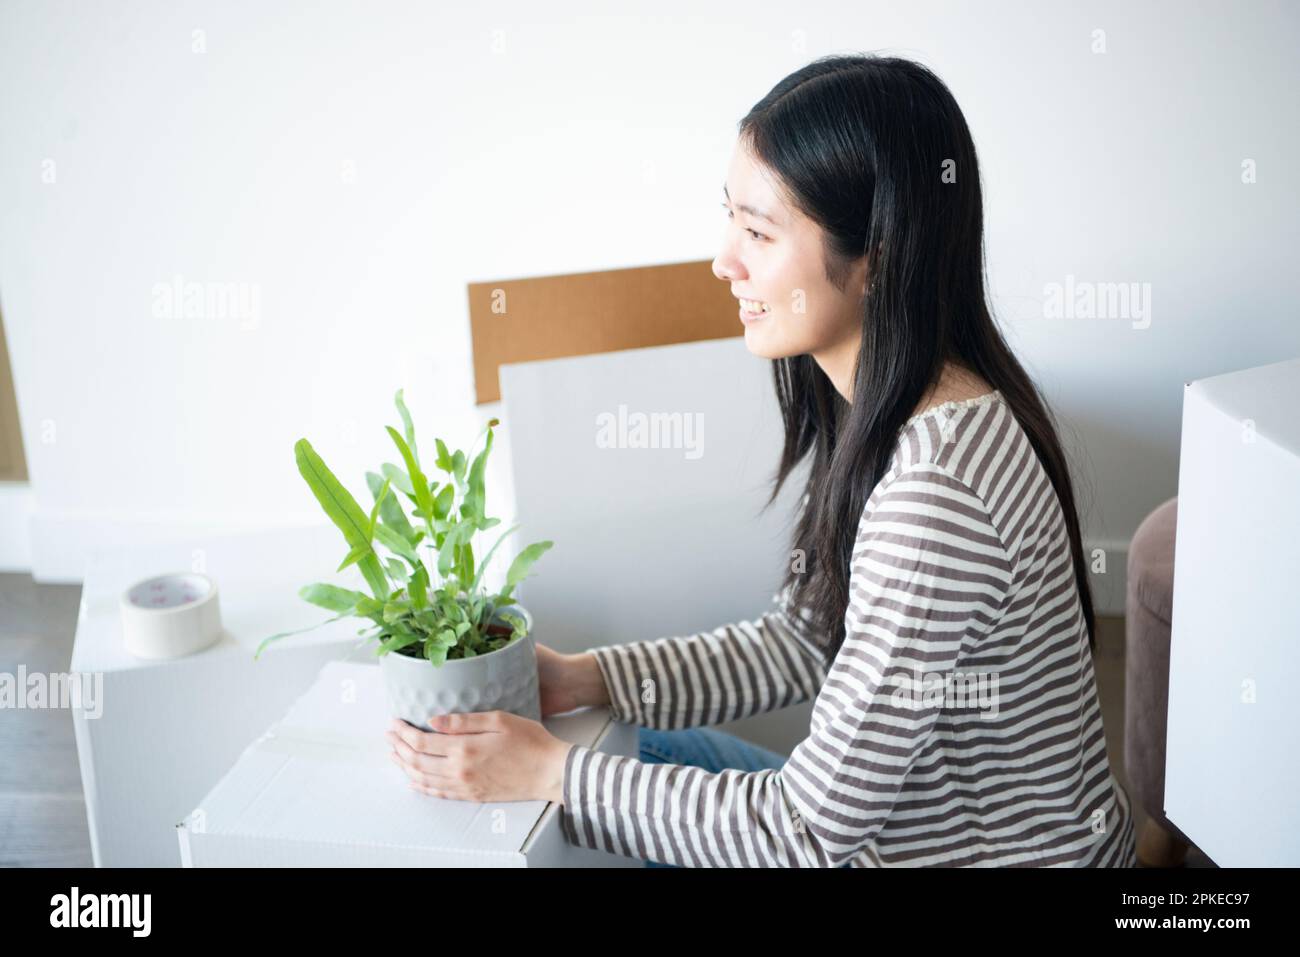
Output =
[
  {"x1": 1124, "y1": 496, "x2": 1195, "y2": 846},
  {"x1": 1128, "y1": 497, "x2": 1177, "y2": 624}
]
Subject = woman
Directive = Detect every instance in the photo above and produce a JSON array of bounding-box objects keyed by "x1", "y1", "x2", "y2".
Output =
[{"x1": 386, "y1": 53, "x2": 1138, "y2": 868}]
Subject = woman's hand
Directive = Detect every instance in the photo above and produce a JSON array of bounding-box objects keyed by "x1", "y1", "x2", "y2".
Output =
[
  {"x1": 536, "y1": 642, "x2": 611, "y2": 716},
  {"x1": 386, "y1": 711, "x2": 573, "y2": 804},
  {"x1": 383, "y1": 644, "x2": 612, "y2": 803}
]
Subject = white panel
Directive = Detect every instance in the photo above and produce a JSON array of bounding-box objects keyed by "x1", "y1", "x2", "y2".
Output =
[
  {"x1": 501, "y1": 339, "x2": 816, "y2": 753},
  {"x1": 1165, "y1": 356, "x2": 1300, "y2": 866}
]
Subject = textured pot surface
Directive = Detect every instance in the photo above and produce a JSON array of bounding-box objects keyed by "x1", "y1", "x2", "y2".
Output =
[{"x1": 379, "y1": 606, "x2": 540, "y2": 730}]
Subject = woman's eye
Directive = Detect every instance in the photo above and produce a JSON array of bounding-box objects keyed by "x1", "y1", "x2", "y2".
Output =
[{"x1": 720, "y1": 203, "x2": 766, "y2": 242}]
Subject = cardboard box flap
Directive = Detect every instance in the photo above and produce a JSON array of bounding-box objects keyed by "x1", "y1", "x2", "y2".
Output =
[
  {"x1": 1187, "y1": 355, "x2": 1300, "y2": 453},
  {"x1": 180, "y1": 661, "x2": 612, "y2": 859},
  {"x1": 468, "y1": 259, "x2": 739, "y2": 404}
]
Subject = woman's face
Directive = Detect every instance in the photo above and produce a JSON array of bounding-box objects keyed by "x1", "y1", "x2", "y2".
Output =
[{"x1": 712, "y1": 138, "x2": 869, "y2": 362}]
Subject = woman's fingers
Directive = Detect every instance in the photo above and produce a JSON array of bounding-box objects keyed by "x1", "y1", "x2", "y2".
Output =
[
  {"x1": 407, "y1": 780, "x2": 461, "y2": 800},
  {"x1": 388, "y1": 750, "x2": 453, "y2": 788},
  {"x1": 388, "y1": 721, "x2": 452, "y2": 757},
  {"x1": 389, "y1": 750, "x2": 468, "y2": 801},
  {"x1": 385, "y1": 730, "x2": 449, "y2": 773}
]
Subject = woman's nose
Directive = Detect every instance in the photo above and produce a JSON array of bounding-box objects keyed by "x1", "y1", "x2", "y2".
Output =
[{"x1": 712, "y1": 252, "x2": 743, "y2": 283}]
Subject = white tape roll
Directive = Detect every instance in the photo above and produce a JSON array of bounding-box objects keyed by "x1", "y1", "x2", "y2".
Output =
[{"x1": 120, "y1": 572, "x2": 224, "y2": 660}]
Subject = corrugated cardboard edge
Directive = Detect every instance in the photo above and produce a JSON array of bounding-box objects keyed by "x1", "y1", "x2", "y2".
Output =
[
  {"x1": 176, "y1": 827, "x2": 526, "y2": 868},
  {"x1": 467, "y1": 259, "x2": 739, "y2": 404}
]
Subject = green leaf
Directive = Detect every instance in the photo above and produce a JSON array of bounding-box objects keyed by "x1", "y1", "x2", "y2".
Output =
[
  {"x1": 337, "y1": 543, "x2": 373, "y2": 573},
  {"x1": 463, "y1": 422, "x2": 495, "y2": 523},
  {"x1": 373, "y1": 521, "x2": 419, "y2": 564},
  {"x1": 408, "y1": 563, "x2": 429, "y2": 611},
  {"x1": 497, "y1": 611, "x2": 526, "y2": 636},
  {"x1": 394, "y1": 389, "x2": 419, "y2": 467},
  {"x1": 437, "y1": 593, "x2": 460, "y2": 621},
  {"x1": 383, "y1": 600, "x2": 411, "y2": 623},
  {"x1": 425, "y1": 642, "x2": 449, "y2": 666},
  {"x1": 378, "y1": 631, "x2": 420, "y2": 655},
  {"x1": 366, "y1": 477, "x2": 392, "y2": 536},
  {"x1": 415, "y1": 610, "x2": 439, "y2": 631},
  {"x1": 499, "y1": 540, "x2": 553, "y2": 601},
  {"x1": 255, "y1": 613, "x2": 349, "y2": 659},
  {"x1": 387, "y1": 427, "x2": 433, "y2": 531},
  {"x1": 294, "y1": 439, "x2": 389, "y2": 601},
  {"x1": 298, "y1": 582, "x2": 369, "y2": 613},
  {"x1": 432, "y1": 483, "x2": 454, "y2": 521},
  {"x1": 437, "y1": 522, "x2": 468, "y2": 578},
  {"x1": 386, "y1": 558, "x2": 410, "y2": 583},
  {"x1": 434, "y1": 438, "x2": 454, "y2": 474},
  {"x1": 380, "y1": 462, "x2": 415, "y2": 498},
  {"x1": 451, "y1": 450, "x2": 466, "y2": 484},
  {"x1": 460, "y1": 541, "x2": 475, "y2": 588},
  {"x1": 366, "y1": 471, "x2": 418, "y2": 545}
]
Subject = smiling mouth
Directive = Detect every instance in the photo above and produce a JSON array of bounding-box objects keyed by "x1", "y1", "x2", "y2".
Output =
[{"x1": 738, "y1": 298, "x2": 770, "y2": 316}]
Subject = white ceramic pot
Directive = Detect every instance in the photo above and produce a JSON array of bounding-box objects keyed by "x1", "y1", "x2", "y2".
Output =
[{"x1": 379, "y1": 604, "x2": 540, "y2": 731}]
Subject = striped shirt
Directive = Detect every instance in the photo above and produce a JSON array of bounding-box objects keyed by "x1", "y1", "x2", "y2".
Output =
[{"x1": 560, "y1": 389, "x2": 1137, "y2": 867}]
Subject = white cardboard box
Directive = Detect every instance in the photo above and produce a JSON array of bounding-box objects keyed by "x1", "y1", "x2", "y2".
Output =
[
  {"x1": 498, "y1": 338, "x2": 815, "y2": 756},
  {"x1": 176, "y1": 660, "x2": 640, "y2": 867},
  {"x1": 1165, "y1": 355, "x2": 1300, "y2": 866},
  {"x1": 71, "y1": 525, "x2": 368, "y2": 867}
]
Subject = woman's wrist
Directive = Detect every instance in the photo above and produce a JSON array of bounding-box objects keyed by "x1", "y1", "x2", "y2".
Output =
[
  {"x1": 543, "y1": 737, "x2": 574, "y2": 805},
  {"x1": 568, "y1": 651, "x2": 612, "y2": 709}
]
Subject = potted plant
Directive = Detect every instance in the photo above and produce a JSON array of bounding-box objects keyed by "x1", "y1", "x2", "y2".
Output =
[{"x1": 255, "y1": 389, "x2": 552, "y2": 731}]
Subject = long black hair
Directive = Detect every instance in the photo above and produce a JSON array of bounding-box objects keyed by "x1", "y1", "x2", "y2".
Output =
[{"x1": 744, "y1": 54, "x2": 1098, "y2": 664}]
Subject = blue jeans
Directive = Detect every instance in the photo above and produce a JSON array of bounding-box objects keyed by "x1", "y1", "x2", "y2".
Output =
[{"x1": 637, "y1": 726, "x2": 791, "y2": 868}]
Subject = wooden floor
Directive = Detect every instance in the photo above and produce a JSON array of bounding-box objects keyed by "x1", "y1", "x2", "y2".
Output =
[
  {"x1": 0, "y1": 572, "x2": 1212, "y2": 867},
  {"x1": 0, "y1": 573, "x2": 93, "y2": 866}
]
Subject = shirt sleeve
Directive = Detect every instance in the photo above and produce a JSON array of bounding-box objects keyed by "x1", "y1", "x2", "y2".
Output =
[
  {"x1": 580, "y1": 579, "x2": 828, "y2": 730},
  {"x1": 559, "y1": 464, "x2": 1013, "y2": 867}
]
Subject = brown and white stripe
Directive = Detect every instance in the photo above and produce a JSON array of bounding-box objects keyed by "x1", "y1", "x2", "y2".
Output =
[{"x1": 560, "y1": 390, "x2": 1137, "y2": 867}]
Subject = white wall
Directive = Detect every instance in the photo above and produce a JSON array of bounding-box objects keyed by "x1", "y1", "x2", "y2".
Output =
[{"x1": 1, "y1": 0, "x2": 1297, "y2": 586}]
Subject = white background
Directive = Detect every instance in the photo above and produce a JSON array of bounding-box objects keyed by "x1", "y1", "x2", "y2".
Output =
[{"x1": 1, "y1": 0, "x2": 1297, "y2": 584}]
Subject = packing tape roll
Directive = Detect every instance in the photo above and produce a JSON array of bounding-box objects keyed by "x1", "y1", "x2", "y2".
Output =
[{"x1": 120, "y1": 572, "x2": 223, "y2": 659}]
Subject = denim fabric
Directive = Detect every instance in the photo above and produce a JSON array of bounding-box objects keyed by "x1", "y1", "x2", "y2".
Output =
[{"x1": 637, "y1": 727, "x2": 790, "y2": 868}]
